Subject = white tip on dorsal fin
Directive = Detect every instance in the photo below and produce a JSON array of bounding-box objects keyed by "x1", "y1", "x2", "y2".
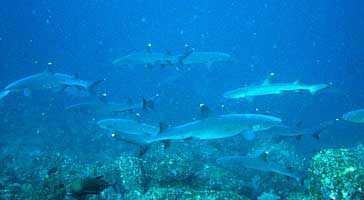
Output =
[
  {"x1": 158, "y1": 122, "x2": 168, "y2": 134},
  {"x1": 44, "y1": 64, "x2": 55, "y2": 75},
  {"x1": 293, "y1": 80, "x2": 301, "y2": 85},
  {"x1": 199, "y1": 103, "x2": 210, "y2": 119},
  {"x1": 262, "y1": 73, "x2": 274, "y2": 85},
  {"x1": 145, "y1": 43, "x2": 152, "y2": 53},
  {"x1": 134, "y1": 113, "x2": 141, "y2": 123}
]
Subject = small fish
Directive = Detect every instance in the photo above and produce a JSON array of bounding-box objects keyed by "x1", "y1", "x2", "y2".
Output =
[
  {"x1": 342, "y1": 109, "x2": 364, "y2": 123},
  {"x1": 47, "y1": 167, "x2": 59, "y2": 176},
  {"x1": 224, "y1": 74, "x2": 330, "y2": 100},
  {"x1": 69, "y1": 176, "x2": 112, "y2": 198}
]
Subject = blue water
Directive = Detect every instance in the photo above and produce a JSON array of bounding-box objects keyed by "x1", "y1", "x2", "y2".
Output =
[{"x1": 0, "y1": 1, "x2": 364, "y2": 199}]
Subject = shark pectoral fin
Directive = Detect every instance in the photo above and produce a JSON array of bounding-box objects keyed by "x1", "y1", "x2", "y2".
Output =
[
  {"x1": 309, "y1": 84, "x2": 329, "y2": 94},
  {"x1": 295, "y1": 135, "x2": 303, "y2": 140},
  {"x1": 158, "y1": 122, "x2": 168, "y2": 134},
  {"x1": 184, "y1": 136, "x2": 199, "y2": 141},
  {"x1": 23, "y1": 88, "x2": 32, "y2": 96},
  {"x1": 242, "y1": 130, "x2": 255, "y2": 141},
  {"x1": 161, "y1": 140, "x2": 171, "y2": 150},
  {"x1": 0, "y1": 90, "x2": 10, "y2": 100},
  {"x1": 138, "y1": 146, "x2": 149, "y2": 158},
  {"x1": 206, "y1": 62, "x2": 213, "y2": 70},
  {"x1": 58, "y1": 85, "x2": 69, "y2": 92},
  {"x1": 87, "y1": 79, "x2": 105, "y2": 95},
  {"x1": 142, "y1": 98, "x2": 154, "y2": 110}
]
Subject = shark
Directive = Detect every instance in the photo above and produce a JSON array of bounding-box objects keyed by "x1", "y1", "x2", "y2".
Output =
[
  {"x1": 177, "y1": 51, "x2": 232, "y2": 68},
  {"x1": 0, "y1": 67, "x2": 103, "y2": 100},
  {"x1": 342, "y1": 109, "x2": 364, "y2": 123},
  {"x1": 66, "y1": 98, "x2": 154, "y2": 115},
  {"x1": 112, "y1": 43, "x2": 192, "y2": 68},
  {"x1": 112, "y1": 52, "x2": 176, "y2": 66},
  {"x1": 216, "y1": 153, "x2": 303, "y2": 182},
  {"x1": 255, "y1": 121, "x2": 330, "y2": 140},
  {"x1": 97, "y1": 118, "x2": 159, "y2": 152},
  {"x1": 223, "y1": 74, "x2": 330, "y2": 100},
  {"x1": 112, "y1": 44, "x2": 231, "y2": 69},
  {"x1": 145, "y1": 105, "x2": 282, "y2": 143},
  {"x1": 97, "y1": 118, "x2": 159, "y2": 136}
]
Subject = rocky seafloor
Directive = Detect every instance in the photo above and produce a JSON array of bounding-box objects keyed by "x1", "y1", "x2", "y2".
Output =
[{"x1": 1, "y1": 139, "x2": 364, "y2": 200}]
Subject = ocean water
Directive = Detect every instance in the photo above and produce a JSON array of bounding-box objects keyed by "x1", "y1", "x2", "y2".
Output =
[{"x1": 0, "y1": 1, "x2": 364, "y2": 199}]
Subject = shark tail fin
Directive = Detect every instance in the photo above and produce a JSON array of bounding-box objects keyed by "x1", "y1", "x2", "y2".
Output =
[
  {"x1": 142, "y1": 98, "x2": 154, "y2": 110},
  {"x1": 0, "y1": 90, "x2": 10, "y2": 100},
  {"x1": 158, "y1": 122, "x2": 168, "y2": 134},
  {"x1": 178, "y1": 45, "x2": 194, "y2": 66},
  {"x1": 199, "y1": 104, "x2": 210, "y2": 119},
  {"x1": 309, "y1": 84, "x2": 329, "y2": 94},
  {"x1": 87, "y1": 79, "x2": 105, "y2": 95}
]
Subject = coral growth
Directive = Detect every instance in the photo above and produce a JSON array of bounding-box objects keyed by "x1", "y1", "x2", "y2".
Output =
[{"x1": 309, "y1": 145, "x2": 364, "y2": 199}]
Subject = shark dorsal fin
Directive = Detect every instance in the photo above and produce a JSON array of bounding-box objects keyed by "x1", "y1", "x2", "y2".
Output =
[
  {"x1": 158, "y1": 122, "x2": 168, "y2": 134},
  {"x1": 293, "y1": 80, "x2": 301, "y2": 85},
  {"x1": 127, "y1": 98, "x2": 133, "y2": 105},
  {"x1": 99, "y1": 93, "x2": 109, "y2": 103},
  {"x1": 134, "y1": 113, "x2": 141, "y2": 123},
  {"x1": 257, "y1": 150, "x2": 270, "y2": 162},
  {"x1": 145, "y1": 43, "x2": 152, "y2": 53},
  {"x1": 262, "y1": 76, "x2": 273, "y2": 85},
  {"x1": 44, "y1": 65, "x2": 55, "y2": 75},
  {"x1": 199, "y1": 104, "x2": 210, "y2": 119},
  {"x1": 73, "y1": 73, "x2": 79, "y2": 79}
]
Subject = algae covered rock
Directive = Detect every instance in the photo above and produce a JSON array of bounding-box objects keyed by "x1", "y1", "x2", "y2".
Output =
[
  {"x1": 308, "y1": 144, "x2": 364, "y2": 199},
  {"x1": 143, "y1": 186, "x2": 250, "y2": 200},
  {"x1": 114, "y1": 155, "x2": 146, "y2": 198},
  {"x1": 30, "y1": 174, "x2": 66, "y2": 200},
  {"x1": 142, "y1": 142, "x2": 204, "y2": 187}
]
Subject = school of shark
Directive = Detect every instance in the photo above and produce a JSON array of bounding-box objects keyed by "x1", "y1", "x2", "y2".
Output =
[{"x1": 1, "y1": 43, "x2": 363, "y2": 199}]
